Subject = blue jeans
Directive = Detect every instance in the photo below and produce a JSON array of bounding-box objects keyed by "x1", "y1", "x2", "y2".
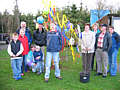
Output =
[
  {"x1": 45, "y1": 52, "x2": 60, "y2": 78},
  {"x1": 108, "y1": 49, "x2": 118, "y2": 76},
  {"x1": 33, "y1": 61, "x2": 42, "y2": 73},
  {"x1": 21, "y1": 55, "x2": 28, "y2": 73},
  {"x1": 11, "y1": 57, "x2": 23, "y2": 79}
]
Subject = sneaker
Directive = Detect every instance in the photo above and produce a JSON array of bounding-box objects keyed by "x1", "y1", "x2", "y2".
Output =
[
  {"x1": 18, "y1": 77, "x2": 22, "y2": 80},
  {"x1": 102, "y1": 75, "x2": 107, "y2": 78},
  {"x1": 111, "y1": 74, "x2": 116, "y2": 76},
  {"x1": 45, "y1": 78, "x2": 49, "y2": 83},
  {"x1": 21, "y1": 73, "x2": 24, "y2": 76},
  {"x1": 56, "y1": 76, "x2": 63, "y2": 80},
  {"x1": 15, "y1": 78, "x2": 19, "y2": 80},
  {"x1": 95, "y1": 73, "x2": 102, "y2": 76}
]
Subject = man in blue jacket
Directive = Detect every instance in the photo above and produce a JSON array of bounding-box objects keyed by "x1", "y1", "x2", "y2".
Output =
[
  {"x1": 16, "y1": 21, "x2": 32, "y2": 47},
  {"x1": 95, "y1": 24, "x2": 112, "y2": 78},
  {"x1": 45, "y1": 23, "x2": 62, "y2": 82},
  {"x1": 108, "y1": 26, "x2": 120, "y2": 76}
]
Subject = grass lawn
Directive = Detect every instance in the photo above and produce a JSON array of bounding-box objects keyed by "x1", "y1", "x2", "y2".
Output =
[{"x1": 0, "y1": 48, "x2": 120, "y2": 90}]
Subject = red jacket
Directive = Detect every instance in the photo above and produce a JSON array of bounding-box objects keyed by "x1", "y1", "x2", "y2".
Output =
[{"x1": 18, "y1": 35, "x2": 29, "y2": 55}]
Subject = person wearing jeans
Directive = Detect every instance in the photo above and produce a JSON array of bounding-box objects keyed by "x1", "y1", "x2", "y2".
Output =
[
  {"x1": 18, "y1": 28, "x2": 29, "y2": 75},
  {"x1": 33, "y1": 46, "x2": 43, "y2": 75},
  {"x1": 108, "y1": 26, "x2": 120, "y2": 76},
  {"x1": 45, "y1": 23, "x2": 62, "y2": 82},
  {"x1": 8, "y1": 33, "x2": 24, "y2": 80}
]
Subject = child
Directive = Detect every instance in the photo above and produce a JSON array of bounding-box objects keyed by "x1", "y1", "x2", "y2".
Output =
[
  {"x1": 33, "y1": 46, "x2": 43, "y2": 75},
  {"x1": 8, "y1": 33, "x2": 24, "y2": 80},
  {"x1": 26, "y1": 45, "x2": 36, "y2": 72},
  {"x1": 18, "y1": 28, "x2": 29, "y2": 75},
  {"x1": 16, "y1": 21, "x2": 33, "y2": 48},
  {"x1": 44, "y1": 23, "x2": 62, "y2": 83}
]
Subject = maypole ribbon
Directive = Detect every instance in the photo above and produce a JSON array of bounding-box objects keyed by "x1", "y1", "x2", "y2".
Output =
[
  {"x1": 70, "y1": 45, "x2": 75, "y2": 62},
  {"x1": 57, "y1": 13, "x2": 68, "y2": 29}
]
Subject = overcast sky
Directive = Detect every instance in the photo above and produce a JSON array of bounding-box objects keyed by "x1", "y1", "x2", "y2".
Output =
[{"x1": 0, "y1": 0, "x2": 120, "y2": 15}]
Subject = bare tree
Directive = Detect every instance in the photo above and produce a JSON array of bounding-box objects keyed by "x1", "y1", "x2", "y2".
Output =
[{"x1": 96, "y1": 0, "x2": 107, "y2": 10}]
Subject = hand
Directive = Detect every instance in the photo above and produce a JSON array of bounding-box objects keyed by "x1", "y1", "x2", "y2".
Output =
[
  {"x1": 36, "y1": 56, "x2": 40, "y2": 60},
  {"x1": 34, "y1": 63, "x2": 37, "y2": 66},
  {"x1": 86, "y1": 48, "x2": 91, "y2": 51},
  {"x1": 82, "y1": 48, "x2": 87, "y2": 51},
  {"x1": 16, "y1": 54, "x2": 19, "y2": 57},
  {"x1": 12, "y1": 54, "x2": 16, "y2": 58}
]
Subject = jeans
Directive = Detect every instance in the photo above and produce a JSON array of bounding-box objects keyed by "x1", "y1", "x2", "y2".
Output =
[
  {"x1": 11, "y1": 57, "x2": 23, "y2": 79},
  {"x1": 33, "y1": 61, "x2": 42, "y2": 73},
  {"x1": 108, "y1": 48, "x2": 118, "y2": 76},
  {"x1": 21, "y1": 55, "x2": 28, "y2": 73},
  {"x1": 45, "y1": 52, "x2": 60, "y2": 78}
]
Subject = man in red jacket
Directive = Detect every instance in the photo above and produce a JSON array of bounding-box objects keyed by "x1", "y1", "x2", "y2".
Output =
[{"x1": 19, "y1": 28, "x2": 29, "y2": 75}]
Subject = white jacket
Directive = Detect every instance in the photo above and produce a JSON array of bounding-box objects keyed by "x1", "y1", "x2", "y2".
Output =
[{"x1": 80, "y1": 30, "x2": 95, "y2": 53}]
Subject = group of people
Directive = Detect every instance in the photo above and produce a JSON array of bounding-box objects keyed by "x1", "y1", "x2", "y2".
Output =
[
  {"x1": 80, "y1": 23, "x2": 120, "y2": 78},
  {"x1": 7, "y1": 16, "x2": 62, "y2": 82},
  {"x1": 7, "y1": 15, "x2": 120, "y2": 83}
]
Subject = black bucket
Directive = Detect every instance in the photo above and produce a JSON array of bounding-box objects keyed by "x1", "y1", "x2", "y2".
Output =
[{"x1": 80, "y1": 72, "x2": 90, "y2": 83}]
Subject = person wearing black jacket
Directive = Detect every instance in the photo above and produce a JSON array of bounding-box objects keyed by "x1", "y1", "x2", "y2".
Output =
[
  {"x1": 8, "y1": 33, "x2": 24, "y2": 80},
  {"x1": 33, "y1": 16, "x2": 47, "y2": 73}
]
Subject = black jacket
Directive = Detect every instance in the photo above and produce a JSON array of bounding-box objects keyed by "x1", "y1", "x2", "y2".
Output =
[
  {"x1": 10, "y1": 40, "x2": 22, "y2": 57},
  {"x1": 95, "y1": 31, "x2": 112, "y2": 52},
  {"x1": 33, "y1": 28, "x2": 47, "y2": 46}
]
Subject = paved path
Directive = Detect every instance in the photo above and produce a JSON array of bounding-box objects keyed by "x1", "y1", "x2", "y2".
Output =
[{"x1": 0, "y1": 44, "x2": 8, "y2": 50}]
